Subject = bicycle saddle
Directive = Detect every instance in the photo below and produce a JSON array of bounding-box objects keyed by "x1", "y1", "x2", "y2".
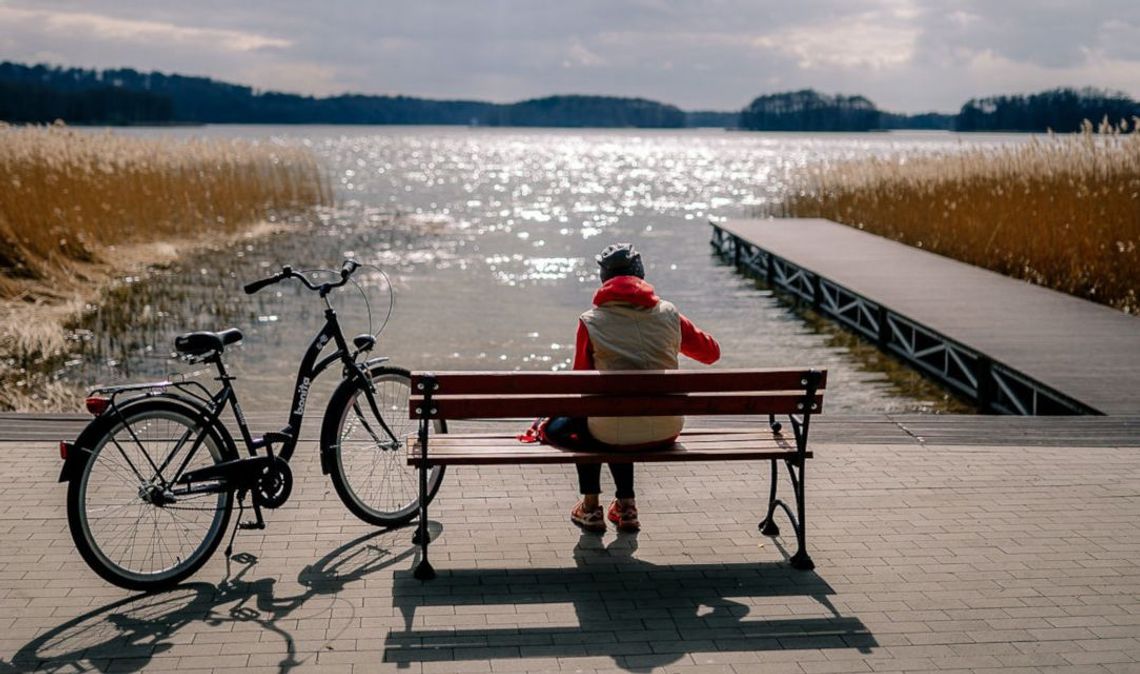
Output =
[{"x1": 174, "y1": 328, "x2": 244, "y2": 357}]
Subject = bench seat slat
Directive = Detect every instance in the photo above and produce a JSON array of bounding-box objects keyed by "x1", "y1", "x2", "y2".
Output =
[
  {"x1": 422, "y1": 432, "x2": 792, "y2": 447},
  {"x1": 411, "y1": 392, "x2": 823, "y2": 419},
  {"x1": 411, "y1": 369, "x2": 827, "y2": 395},
  {"x1": 422, "y1": 428, "x2": 791, "y2": 439},
  {"x1": 407, "y1": 431, "x2": 806, "y2": 466},
  {"x1": 421, "y1": 440, "x2": 794, "y2": 453}
]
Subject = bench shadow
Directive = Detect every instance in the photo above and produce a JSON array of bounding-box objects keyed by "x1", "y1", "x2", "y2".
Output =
[
  {"x1": 385, "y1": 533, "x2": 876, "y2": 672},
  {"x1": 2, "y1": 522, "x2": 441, "y2": 674}
]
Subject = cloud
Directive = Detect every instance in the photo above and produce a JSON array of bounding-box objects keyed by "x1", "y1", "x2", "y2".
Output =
[
  {"x1": 1097, "y1": 18, "x2": 1140, "y2": 60},
  {"x1": 0, "y1": 0, "x2": 1138, "y2": 112},
  {"x1": 956, "y1": 48, "x2": 1140, "y2": 101},
  {"x1": 563, "y1": 40, "x2": 606, "y2": 69},
  {"x1": 0, "y1": 6, "x2": 290, "y2": 53},
  {"x1": 752, "y1": 7, "x2": 919, "y2": 71}
]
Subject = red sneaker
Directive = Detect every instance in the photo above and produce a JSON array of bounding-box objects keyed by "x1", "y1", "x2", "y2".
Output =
[
  {"x1": 570, "y1": 500, "x2": 606, "y2": 532},
  {"x1": 607, "y1": 499, "x2": 640, "y2": 532}
]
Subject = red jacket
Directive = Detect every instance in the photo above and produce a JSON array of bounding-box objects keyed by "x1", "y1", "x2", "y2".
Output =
[{"x1": 573, "y1": 276, "x2": 721, "y2": 370}]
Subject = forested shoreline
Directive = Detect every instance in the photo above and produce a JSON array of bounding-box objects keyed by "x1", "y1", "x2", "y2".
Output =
[
  {"x1": 0, "y1": 63, "x2": 684, "y2": 128},
  {"x1": 2, "y1": 61, "x2": 1138, "y2": 132}
]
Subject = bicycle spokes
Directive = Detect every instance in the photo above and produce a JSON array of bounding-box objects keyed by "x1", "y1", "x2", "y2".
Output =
[
  {"x1": 72, "y1": 406, "x2": 233, "y2": 589},
  {"x1": 350, "y1": 400, "x2": 401, "y2": 450}
]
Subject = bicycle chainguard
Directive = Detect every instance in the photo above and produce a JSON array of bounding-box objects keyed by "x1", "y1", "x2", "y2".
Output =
[{"x1": 179, "y1": 454, "x2": 273, "y2": 485}]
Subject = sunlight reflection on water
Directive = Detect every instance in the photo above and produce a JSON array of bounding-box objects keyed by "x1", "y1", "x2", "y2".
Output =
[{"x1": 72, "y1": 126, "x2": 1026, "y2": 413}]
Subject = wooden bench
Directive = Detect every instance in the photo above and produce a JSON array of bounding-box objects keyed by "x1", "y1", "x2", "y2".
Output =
[{"x1": 407, "y1": 368, "x2": 826, "y2": 580}]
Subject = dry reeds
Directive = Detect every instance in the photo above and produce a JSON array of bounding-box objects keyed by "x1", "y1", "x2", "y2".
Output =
[
  {"x1": 0, "y1": 123, "x2": 329, "y2": 410},
  {"x1": 0, "y1": 123, "x2": 330, "y2": 299},
  {"x1": 778, "y1": 120, "x2": 1140, "y2": 313}
]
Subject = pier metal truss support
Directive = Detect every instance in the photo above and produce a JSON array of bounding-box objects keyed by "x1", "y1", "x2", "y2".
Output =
[
  {"x1": 819, "y1": 279, "x2": 881, "y2": 341},
  {"x1": 710, "y1": 224, "x2": 1096, "y2": 416},
  {"x1": 988, "y1": 364, "x2": 1089, "y2": 415}
]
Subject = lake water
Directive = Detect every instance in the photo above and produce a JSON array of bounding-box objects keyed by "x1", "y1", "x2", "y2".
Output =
[{"x1": 67, "y1": 126, "x2": 1025, "y2": 414}]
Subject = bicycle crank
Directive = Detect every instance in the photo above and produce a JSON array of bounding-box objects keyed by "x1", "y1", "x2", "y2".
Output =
[{"x1": 252, "y1": 456, "x2": 293, "y2": 509}]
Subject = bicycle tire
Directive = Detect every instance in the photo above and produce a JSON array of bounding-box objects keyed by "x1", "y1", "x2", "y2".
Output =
[
  {"x1": 321, "y1": 365, "x2": 445, "y2": 527},
  {"x1": 66, "y1": 397, "x2": 235, "y2": 591}
]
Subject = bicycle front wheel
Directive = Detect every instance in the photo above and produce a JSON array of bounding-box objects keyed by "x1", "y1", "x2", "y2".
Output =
[
  {"x1": 66, "y1": 399, "x2": 234, "y2": 591},
  {"x1": 322, "y1": 366, "x2": 445, "y2": 527}
]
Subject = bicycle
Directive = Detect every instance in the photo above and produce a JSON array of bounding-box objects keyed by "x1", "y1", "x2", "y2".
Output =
[{"x1": 58, "y1": 259, "x2": 445, "y2": 591}]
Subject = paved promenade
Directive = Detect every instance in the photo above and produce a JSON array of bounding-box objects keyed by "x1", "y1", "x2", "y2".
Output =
[{"x1": 1, "y1": 419, "x2": 1139, "y2": 673}]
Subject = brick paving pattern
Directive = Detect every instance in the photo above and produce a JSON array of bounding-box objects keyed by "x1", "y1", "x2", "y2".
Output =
[{"x1": 1, "y1": 428, "x2": 1138, "y2": 673}]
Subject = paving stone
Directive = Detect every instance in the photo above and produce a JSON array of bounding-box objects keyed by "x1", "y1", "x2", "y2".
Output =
[{"x1": 0, "y1": 433, "x2": 1138, "y2": 673}]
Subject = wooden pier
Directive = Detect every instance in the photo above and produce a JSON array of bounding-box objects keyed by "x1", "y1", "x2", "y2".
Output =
[{"x1": 712, "y1": 218, "x2": 1140, "y2": 415}]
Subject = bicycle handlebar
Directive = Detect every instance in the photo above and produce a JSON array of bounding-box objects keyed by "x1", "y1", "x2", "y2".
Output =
[
  {"x1": 244, "y1": 260, "x2": 361, "y2": 296},
  {"x1": 243, "y1": 266, "x2": 291, "y2": 295}
]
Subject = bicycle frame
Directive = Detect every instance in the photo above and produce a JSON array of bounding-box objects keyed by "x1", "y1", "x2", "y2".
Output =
[
  {"x1": 67, "y1": 297, "x2": 400, "y2": 493},
  {"x1": 194, "y1": 299, "x2": 399, "y2": 466}
]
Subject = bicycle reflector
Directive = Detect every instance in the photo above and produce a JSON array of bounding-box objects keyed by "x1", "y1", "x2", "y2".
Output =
[
  {"x1": 85, "y1": 396, "x2": 110, "y2": 416},
  {"x1": 59, "y1": 441, "x2": 72, "y2": 459}
]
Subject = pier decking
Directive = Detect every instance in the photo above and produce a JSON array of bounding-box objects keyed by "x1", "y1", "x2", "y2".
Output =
[{"x1": 712, "y1": 218, "x2": 1140, "y2": 416}]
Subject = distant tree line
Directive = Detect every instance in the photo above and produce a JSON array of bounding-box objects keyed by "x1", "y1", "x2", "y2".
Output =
[
  {"x1": 685, "y1": 110, "x2": 740, "y2": 128},
  {"x1": 878, "y1": 112, "x2": 955, "y2": 131},
  {"x1": 739, "y1": 87, "x2": 1138, "y2": 132},
  {"x1": 956, "y1": 88, "x2": 1139, "y2": 132},
  {"x1": 0, "y1": 62, "x2": 683, "y2": 128},
  {"x1": 740, "y1": 90, "x2": 882, "y2": 131},
  {"x1": 3, "y1": 62, "x2": 1138, "y2": 132},
  {"x1": 0, "y1": 78, "x2": 173, "y2": 125}
]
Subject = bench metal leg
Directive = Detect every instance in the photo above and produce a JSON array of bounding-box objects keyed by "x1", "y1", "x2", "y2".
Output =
[
  {"x1": 758, "y1": 458, "x2": 813, "y2": 571},
  {"x1": 413, "y1": 417, "x2": 435, "y2": 581},
  {"x1": 787, "y1": 458, "x2": 813, "y2": 571},
  {"x1": 758, "y1": 459, "x2": 780, "y2": 536}
]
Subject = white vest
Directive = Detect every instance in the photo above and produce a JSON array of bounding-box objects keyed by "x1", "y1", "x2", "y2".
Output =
[{"x1": 580, "y1": 300, "x2": 684, "y2": 446}]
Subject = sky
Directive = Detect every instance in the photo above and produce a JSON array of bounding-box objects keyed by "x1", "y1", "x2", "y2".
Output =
[{"x1": 1, "y1": 0, "x2": 1138, "y2": 113}]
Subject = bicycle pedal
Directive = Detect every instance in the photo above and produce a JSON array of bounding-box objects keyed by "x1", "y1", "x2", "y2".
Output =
[{"x1": 238, "y1": 521, "x2": 266, "y2": 530}]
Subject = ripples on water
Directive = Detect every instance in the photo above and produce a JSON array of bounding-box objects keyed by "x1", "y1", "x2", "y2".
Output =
[{"x1": 69, "y1": 127, "x2": 1023, "y2": 413}]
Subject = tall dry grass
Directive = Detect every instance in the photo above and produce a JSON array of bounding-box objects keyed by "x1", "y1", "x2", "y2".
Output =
[
  {"x1": 778, "y1": 120, "x2": 1140, "y2": 314},
  {"x1": 0, "y1": 123, "x2": 330, "y2": 410},
  {"x1": 0, "y1": 123, "x2": 330, "y2": 299}
]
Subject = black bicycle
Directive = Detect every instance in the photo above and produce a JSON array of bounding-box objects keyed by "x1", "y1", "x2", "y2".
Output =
[{"x1": 59, "y1": 260, "x2": 444, "y2": 591}]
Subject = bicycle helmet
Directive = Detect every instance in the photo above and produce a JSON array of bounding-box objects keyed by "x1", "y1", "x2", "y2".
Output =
[{"x1": 596, "y1": 243, "x2": 645, "y2": 282}]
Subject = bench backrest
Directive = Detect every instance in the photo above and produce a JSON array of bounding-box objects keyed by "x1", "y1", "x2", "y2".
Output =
[{"x1": 409, "y1": 368, "x2": 826, "y2": 420}]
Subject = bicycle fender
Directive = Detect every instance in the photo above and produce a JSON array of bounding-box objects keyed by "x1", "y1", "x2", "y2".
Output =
[
  {"x1": 319, "y1": 446, "x2": 337, "y2": 475},
  {"x1": 319, "y1": 362, "x2": 398, "y2": 476},
  {"x1": 58, "y1": 412, "x2": 118, "y2": 483},
  {"x1": 59, "y1": 446, "x2": 90, "y2": 483}
]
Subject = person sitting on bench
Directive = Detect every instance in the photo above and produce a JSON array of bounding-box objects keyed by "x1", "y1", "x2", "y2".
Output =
[{"x1": 544, "y1": 243, "x2": 720, "y2": 533}]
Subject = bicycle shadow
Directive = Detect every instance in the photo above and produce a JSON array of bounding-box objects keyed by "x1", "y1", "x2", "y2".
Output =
[
  {"x1": 1, "y1": 522, "x2": 441, "y2": 674},
  {"x1": 385, "y1": 533, "x2": 875, "y2": 672}
]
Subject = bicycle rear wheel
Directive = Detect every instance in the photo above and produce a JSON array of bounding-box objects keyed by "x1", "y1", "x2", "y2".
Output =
[
  {"x1": 66, "y1": 398, "x2": 234, "y2": 591},
  {"x1": 322, "y1": 366, "x2": 445, "y2": 527}
]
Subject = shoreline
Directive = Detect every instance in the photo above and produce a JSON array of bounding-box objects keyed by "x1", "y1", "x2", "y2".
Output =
[{"x1": 0, "y1": 221, "x2": 294, "y2": 412}]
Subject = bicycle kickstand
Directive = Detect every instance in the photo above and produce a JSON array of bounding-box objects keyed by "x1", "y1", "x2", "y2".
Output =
[{"x1": 225, "y1": 490, "x2": 266, "y2": 558}]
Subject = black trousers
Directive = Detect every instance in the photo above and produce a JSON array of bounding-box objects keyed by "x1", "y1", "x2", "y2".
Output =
[
  {"x1": 577, "y1": 462, "x2": 635, "y2": 499},
  {"x1": 543, "y1": 417, "x2": 635, "y2": 499}
]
